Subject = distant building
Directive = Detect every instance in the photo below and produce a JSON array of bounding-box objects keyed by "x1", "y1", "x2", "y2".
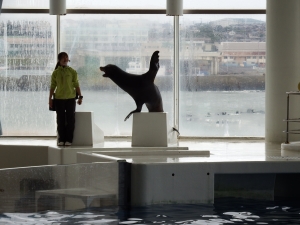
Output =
[
  {"x1": 219, "y1": 42, "x2": 266, "y2": 66},
  {"x1": 0, "y1": 20, "x2": 55, "y2": 76},
  {"x1": 0, "y1": 19, "x2": 266, "y2": 77},
  {"x1": 60, "y1": 19, "x2": 173, "y2": 71}
]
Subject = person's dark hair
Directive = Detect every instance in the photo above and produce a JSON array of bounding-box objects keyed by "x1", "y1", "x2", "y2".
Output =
[{"x1": 54, "y1": 52, "x2": 69, "y2": 70}]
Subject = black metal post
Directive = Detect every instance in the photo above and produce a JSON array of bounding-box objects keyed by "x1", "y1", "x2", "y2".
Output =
[
  {"x1": 286, "y1": 94, "x2": 290, "y2": 143},
  {"x1": 0, "y1": 0, "x2": 3, "y2": 14},
  {"x1": 118, "y1": 160, "x2": 131, "y2": 210}
]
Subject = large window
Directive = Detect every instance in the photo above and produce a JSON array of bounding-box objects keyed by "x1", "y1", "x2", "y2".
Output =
[
  {"x1": 179, "y1": 15, "x2": 266, "y2": 137},
  {"x1": 61, "y1": 14, "x2": 173, "y2": 135},
  {"x1": 0, "y1": 14, "x2": 56, "y2": 135},
  {"x1": 0, "y1": 2, "x2": 267, "y2": 137}
]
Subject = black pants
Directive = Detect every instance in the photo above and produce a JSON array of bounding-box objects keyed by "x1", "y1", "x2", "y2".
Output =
[{"x1": 55, "y1": 98, "x2": 76, "y2": 143}]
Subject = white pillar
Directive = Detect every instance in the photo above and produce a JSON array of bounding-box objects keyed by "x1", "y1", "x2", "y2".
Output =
[
  {"x1": 211, "y1": 57, "x2": 219, "y2": 75},
  {"x1": 266, "y1": 0, "x2": 300, "y2": 145},
  {"x1": 215, "y1": 57, "x2": 219, "y2": 75},
  {"x1": 173, "y1": 16, "x2": 180, "y2": 131},
  {"x1": 209, "y1": 59, "x2": 214, "y2": 75}
]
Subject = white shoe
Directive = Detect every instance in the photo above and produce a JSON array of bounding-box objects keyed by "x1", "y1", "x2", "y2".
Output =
[
  {"x1": 65, "y1": 142, "x2": 72, "y2": 146},
  {"x1": 57, "y1": 142, "x2": 64, "y2": 146}
]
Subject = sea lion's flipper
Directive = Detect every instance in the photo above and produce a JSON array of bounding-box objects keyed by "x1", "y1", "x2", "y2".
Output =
[
  {"x1": 173, "y1": 127, "x2": 180, "y2": 135},
  {"x1": 124, "y1": 109, "x2": 141, "y2": 121},
  {"x1": 124, "y1": 102, "x2": 143, "y2": 121},
  {"x1": 124, "y1": 111, "x2": 133, "y2": 121},
  {"x1": 145, "y1": 51, "x2": 160, "y2": 82}
]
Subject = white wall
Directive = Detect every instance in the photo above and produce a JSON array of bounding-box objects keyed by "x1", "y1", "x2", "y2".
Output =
[{"x1": 0, "y1": 145, "x2": 48, "y2": 169}]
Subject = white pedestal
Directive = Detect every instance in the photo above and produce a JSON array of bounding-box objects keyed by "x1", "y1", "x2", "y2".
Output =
[
  {"x1": 72, "y1": 112, "x2": 93, "y2": 146},
  {"x1": 132, "y1": 112, "x2": 168, "y2": 147},
  {"x1": 51, "y1": 111, "x2": 105, "y2": 165},
  {"x1": 51, "y1": 111, "x2": 103, "y2": 147},
  {"x1": 281, "y1": 142, "x2": 300, "y2": 157}
]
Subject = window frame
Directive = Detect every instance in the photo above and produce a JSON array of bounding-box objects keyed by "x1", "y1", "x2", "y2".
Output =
[{"x1": 0, "y1": 7, "x2": 266, "y2": 137}]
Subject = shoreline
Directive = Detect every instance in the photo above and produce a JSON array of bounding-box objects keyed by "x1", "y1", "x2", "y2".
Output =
[{"x1": 0, "y1": 74, "x2": 265, "y2": 91}]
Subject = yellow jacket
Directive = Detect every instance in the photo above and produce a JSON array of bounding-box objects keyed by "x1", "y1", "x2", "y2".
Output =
[{"x1": 50, "y1": 66, "x2": 79, "y2": 99}]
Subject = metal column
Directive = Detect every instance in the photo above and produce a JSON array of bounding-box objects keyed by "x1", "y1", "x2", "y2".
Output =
[
  {"x1": 56, "y1": 15, "x2": 60, "y2": 56},
  {"x1": 173, "y1": 16, "x2": 180, "y2": 131},
  {"x1": 0, "y1": 0, "x2": 3, "y2": 14},
  {"x1": 286, "y1": 94, "x2": 289, "y2": 144}
]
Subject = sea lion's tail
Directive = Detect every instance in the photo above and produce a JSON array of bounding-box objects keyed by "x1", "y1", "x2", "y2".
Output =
[
  {"x1": 150, "y1": 51, "x2": 160, "y2": 70},
  {"x1": 146, "y1": 51, "x2": 160, "y2": 82}
]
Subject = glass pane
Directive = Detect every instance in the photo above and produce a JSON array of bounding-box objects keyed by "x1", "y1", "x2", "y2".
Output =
[
  {"x1": 61, "y1": 14, "x2": 173, "y2": 135},
  {"x1": 0, "y1": 162, "x2": 119, "y2": 213},
  {"x1": 67, "y1": 0, "x2": 266, "y2": 9},
  {"x1": 67, "y1": 0, "x2": 164, "y2": 9},
  {"x1": 179, "y1": 15, "x2": 266, "y2": 137},
  {"x1": 2, "y1": 0, "x2": 48, "y2": 9},
  {"x1": 0, "y1": 14, "x2": 56, "y2": 135},
  {"x1": 2, "y1": 0, "x2": 266, "y2": 9},
  {"x1": 185, "y1": 0, "x2": 266, "y2": 10}
]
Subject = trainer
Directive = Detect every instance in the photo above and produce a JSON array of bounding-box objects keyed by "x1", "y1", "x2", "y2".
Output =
[{"x1": 49, "y1": 52, "x2": 83, "y2": 146}]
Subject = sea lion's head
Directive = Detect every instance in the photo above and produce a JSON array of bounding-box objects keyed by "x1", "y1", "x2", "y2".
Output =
[{"x1": 99, "y1": 64, "x2": 117, "y2": 78}]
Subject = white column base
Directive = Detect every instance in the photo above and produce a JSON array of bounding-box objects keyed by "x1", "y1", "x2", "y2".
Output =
[
  {"x1": 56, "y1": 111, "x2": 104, "y2": 147},
  {"x1": 132, "y1": 112, "x2": 168, "y2": 147},
  {"x1": 72, "y1": 112, "x2": 93, "y2": 146},
  {"x1": 281, "y1": 142, "x2": 300, "y2": 157}
]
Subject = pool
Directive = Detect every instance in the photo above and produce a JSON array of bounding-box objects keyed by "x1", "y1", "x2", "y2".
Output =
[{"x1": 1, "y1": 198, "x2": 300, "y2": 224}]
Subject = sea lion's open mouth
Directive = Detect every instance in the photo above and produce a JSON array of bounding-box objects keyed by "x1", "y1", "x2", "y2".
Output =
[{"x1": 100, "y1": 67, "x2": 108, "y2": 77}]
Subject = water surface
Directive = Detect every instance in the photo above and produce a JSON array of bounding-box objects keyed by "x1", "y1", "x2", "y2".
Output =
[{"x1": 1, "y1": 199, "x2": 300, "y2": 224}]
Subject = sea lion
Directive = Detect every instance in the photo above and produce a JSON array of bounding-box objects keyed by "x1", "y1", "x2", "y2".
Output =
[{"x1": 100, "y1": 51, "x2": 163, "y2": 121}]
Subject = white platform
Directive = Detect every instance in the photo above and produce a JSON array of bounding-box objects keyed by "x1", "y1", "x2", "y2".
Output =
[
  {"x1": 48, "y1": 146, "x2": 94, "y2": 165},
  {"x1": 77, "y1": 150, "x2": 210, "y2": 164},
  {"x1": 48, "y1": 146, "x2": 190, "y2": 165},
  {"x1": 281, "y1": 141, "x2": 300, "y2": 157},
  {"x1": 132, "y1": 112, "x2": 168, "y2": 147},
  {"x1": 72, "y1": 112, "x2": 93, "y2": 146},
  {"x1": 130, "y1": 161, "x2": 300, "y2": 205},
  {"x1": 74, "y1": 150, "x2": 300, "y2": 205},
  {"x1": 58, "y1": 111, "x2": 104, "y2": 147},
  {"x1": 3, "y1": 137, "x2": 300, "y2": 206}
]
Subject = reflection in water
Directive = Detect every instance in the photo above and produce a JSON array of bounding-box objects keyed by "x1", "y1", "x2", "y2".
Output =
[
  {"x1": 0, "y1": 210, "x2": 119, "y2": 224},
  {"x1": 1, "y1": 199, "x2": 300, "y2": 224}
]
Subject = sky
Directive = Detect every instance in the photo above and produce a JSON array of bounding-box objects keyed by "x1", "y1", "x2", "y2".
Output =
[{"x1": 0, "y1": 13, "x2": 266, "y2": 24}]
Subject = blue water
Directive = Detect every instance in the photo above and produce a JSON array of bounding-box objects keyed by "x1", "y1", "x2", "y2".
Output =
[{"x1": 1, "y1": 199, "x2": 300, "y2": 224}]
